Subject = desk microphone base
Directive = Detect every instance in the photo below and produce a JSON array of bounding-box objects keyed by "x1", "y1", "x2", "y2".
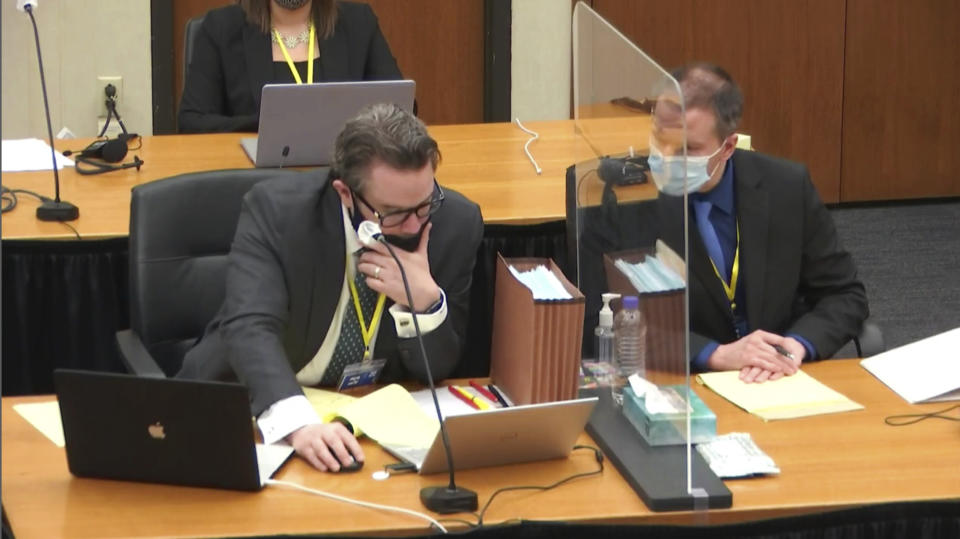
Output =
[
  {"x1": 421, "y1": 486, "x2": 478, "y2": 514},
  {"x1": 37, "y1": 200, "x2": 79, "y2": 221}
]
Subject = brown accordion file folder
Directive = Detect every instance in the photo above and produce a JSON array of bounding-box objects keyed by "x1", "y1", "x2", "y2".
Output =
[
  {"x1": 602, "y1": 246, "x2": 685, "y2": 375},
  {"x1": 489, "y1": 255, "x2": 585, "y2": 405}
]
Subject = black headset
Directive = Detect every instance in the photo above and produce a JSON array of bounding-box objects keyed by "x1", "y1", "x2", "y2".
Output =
[
  {"x1": 62, "y1": 134, "x2": 144, "y2": 175},
  {"x1": 63, "y1": 86, "x2": 145, "y2": 175}
]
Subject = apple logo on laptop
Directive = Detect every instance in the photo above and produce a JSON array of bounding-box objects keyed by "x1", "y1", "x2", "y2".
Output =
[{"x1": 148, "y1": 422, "x2": 166, "y2": 440}]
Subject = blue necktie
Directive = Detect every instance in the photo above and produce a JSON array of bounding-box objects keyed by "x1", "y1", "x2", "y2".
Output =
[{"x1": 693, "y1": 200, "x2": 728, "y2": 281}]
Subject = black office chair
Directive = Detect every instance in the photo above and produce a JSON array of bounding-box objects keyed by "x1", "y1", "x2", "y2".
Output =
[
  {"x1": 853, "y1": 318, "x2": 884, "y2": 357},
  {"x1": 116, "y1": 168, "x2": 320, "y2": 377},
  {"x1": 182, "y1": 15, "x2": 205, "y2": 89}
]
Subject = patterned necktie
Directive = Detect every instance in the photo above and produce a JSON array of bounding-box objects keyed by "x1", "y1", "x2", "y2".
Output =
[{"x1": 321, "y1": 266, "x2": 380, "y2": 386}]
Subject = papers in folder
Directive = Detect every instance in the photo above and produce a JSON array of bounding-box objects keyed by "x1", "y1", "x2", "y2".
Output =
[
  {"x1": 860, "y1": 327, "x2": 960, "y2": 403},
  {"x1": 508, "y1": 264, "x2": 573, "y2": 300},
  {"x1": 696, "y1": 370, "x2": 863, "y2": 421},
  {"x1": 614, "y1": 256, "x2": 685, "y2": 293}
]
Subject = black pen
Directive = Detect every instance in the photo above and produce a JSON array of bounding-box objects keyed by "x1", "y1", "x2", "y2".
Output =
[
  {"x1": 773, "y1": 344, "x2": 796, "y2": 361},
  {"x1": 487, "y1": 384, "x2": 510, "y2": 408}
]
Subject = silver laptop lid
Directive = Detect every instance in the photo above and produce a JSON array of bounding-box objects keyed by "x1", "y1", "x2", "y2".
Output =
[
  {"x1": 408, "y1": 397, "x2": 598, "y2": 474},
  {"x1": 246, "y1": 80, "x2": 416, "y2": 168}
]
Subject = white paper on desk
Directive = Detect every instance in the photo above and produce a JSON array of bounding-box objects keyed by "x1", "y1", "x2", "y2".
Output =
[
  {"x1": 410, "y1": 387, "x2": 478, "y2": 418},
  {"x1": 1, "y1": 138, "x2": 74, "y2": 172},
  {"x1": 256, "y1": 443, "x2": 294, "y2": 486},
  {"x1": 13, "y1": 401, "x2": 64, "y2": 447},
  {"x1": 860, "y1": 327, "x2": 960, "y2": 403}
]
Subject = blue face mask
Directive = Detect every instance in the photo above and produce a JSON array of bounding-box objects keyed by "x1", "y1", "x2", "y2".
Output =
[{"x1": 647, "y1": 141, "x2": 724, "y2": 196}]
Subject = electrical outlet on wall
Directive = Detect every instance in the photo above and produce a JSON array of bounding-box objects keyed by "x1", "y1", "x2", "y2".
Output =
[
  {"x1": 97, "y1": 75, "x2": 122, "y2": 117},
  {"x1": 97, "y1": 117, "x2": 123, "y2": 139}
]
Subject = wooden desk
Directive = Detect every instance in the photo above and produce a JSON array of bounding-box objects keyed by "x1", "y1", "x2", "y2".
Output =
[
  {"x1": 3, "y1": 360, "x2": 958, "y2": 538},
  {"x1": 1, "y1": 119, "x2": 648, "y2": 240}
]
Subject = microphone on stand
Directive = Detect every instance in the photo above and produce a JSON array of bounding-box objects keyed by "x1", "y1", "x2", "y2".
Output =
[
  {"x1": 19, "y1": 0, "x2": 79, "y2": 222},
  {"x1": 357, "y1": 220, "x2": 478, "y2": 514}
]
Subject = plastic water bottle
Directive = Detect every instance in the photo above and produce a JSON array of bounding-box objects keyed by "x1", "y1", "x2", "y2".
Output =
[{"x1": 614, "y1": 295, "x2": 646, "y2": 379}]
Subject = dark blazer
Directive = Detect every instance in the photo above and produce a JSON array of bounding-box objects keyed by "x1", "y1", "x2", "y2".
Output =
[
  {"x1": 177, "y1": 174, "x2": 484, "y2": 415},
  {"x1": 680, "y1": 149, "x2": 868, "y2": 360},
  {"x1": 178, "y1": 2, "x2": 402, "y2": 133},
  {"x1": 579, "y1": 149, "x2": 868, "y2": 362}
]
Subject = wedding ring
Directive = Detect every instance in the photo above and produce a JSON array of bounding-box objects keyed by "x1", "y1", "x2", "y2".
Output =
[{"x1": 374, "y1": 266, "x2": 381, "y2": 279}]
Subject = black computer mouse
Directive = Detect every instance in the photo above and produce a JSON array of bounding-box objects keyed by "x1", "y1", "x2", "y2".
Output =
[{"x1": 333, "y1": 451, "x2": 364, "y2": 473}]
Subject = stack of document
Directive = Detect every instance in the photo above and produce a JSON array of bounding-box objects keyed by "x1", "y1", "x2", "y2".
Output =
[
  {"x1": 614, "y1": 256, "x2": 685, "y2": 293},
  {"x1": 508, "y1": 264, "x2": 573, "y2": 300},
  {"x1": 860, "y1": 327, "x2": 960, "y2": 403},
  {"x1": 696, "y1": 370, "x2": 863, "y2": 421}
]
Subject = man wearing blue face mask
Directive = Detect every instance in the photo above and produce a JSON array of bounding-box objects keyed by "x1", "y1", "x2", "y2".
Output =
[{"x1": 649, "y1": 63, "x2": 869, "y2": 383}]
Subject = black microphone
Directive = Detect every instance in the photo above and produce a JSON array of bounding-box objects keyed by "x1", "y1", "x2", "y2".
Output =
[
  {"x1": 597, "y1": 155, "x2": 650, "y2": 186},
  {"x1": 21, "y1": 1, "x2": 79, "y2": 222},
  {"x1": 357, "y1": 220, "x2": 478, "y2": 514},
  {"x1": 279, "y1": 145, "x2": 290, "y2": 169}
]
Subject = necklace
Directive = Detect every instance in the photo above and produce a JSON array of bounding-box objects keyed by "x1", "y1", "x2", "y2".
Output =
[{"x1": 271, "y1": 23, "x2": 312, "y2": 49}]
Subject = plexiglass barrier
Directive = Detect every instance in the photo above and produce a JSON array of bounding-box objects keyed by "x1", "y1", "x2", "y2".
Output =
[{"x1": 572, "y1": 1, "x2": 716, "y2": 511}]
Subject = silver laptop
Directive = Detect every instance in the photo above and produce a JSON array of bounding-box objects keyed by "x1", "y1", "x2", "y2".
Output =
[
  {"x1": 384, "y1": 397, "x2": 598, "y2": 474},
  {"x1": 241, "y1": 80, "x2": 416, "y2": 167},
  {"x1": 53, "y1": 369, "x2": 293, "y2": 491}
]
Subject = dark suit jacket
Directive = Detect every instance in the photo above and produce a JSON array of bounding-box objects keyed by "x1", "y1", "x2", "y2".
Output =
[
  {"x1": 579, "y1": 149, "x2": 868, "y2": 362},
  {"x1": 178, "y1": 2, "x2": 402, "y2": 134},
  {"x1": 177, "y1": 174, "x2": 484, "y2": 415}
]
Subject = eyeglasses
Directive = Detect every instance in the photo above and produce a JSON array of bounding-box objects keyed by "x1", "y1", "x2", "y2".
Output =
[{"x1": 352, "y1": 178, "x2": 445, "y2": 228}]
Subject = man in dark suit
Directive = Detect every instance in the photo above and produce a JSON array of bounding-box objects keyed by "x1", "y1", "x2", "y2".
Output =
[
  {"x1": 649, "y1": 63, "x2": 869, "y2": 382},
  {"x1": 178, "y1": 103, "x2": 483, "y2": 471}
]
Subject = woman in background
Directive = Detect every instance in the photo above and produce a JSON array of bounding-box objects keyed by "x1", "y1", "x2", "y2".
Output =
[{"x1": 179, "y1": 0, "x2": 402, "y2": 133}]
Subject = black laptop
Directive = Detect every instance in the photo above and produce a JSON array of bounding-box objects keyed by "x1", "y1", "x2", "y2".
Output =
[{"x1": 53, "y1": 369, "x2": 293, "y2": 491}]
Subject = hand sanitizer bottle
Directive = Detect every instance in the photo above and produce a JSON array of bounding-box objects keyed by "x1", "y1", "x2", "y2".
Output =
[{"x1": 594, "y1": 293, "x2": 619, "y2": 390}]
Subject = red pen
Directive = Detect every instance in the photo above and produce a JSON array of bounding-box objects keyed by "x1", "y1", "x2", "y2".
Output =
[
  {"x1": 469, "y1": 380, "x2": 500, "y2": 406},
  {"x1": 448, "y1": 385, "x2": 480, "y2": 410}
]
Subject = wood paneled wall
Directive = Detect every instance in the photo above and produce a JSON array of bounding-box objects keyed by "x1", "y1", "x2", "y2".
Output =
[
  {"x1": 841, "y1": 0, "x2": 960, "y2": 201},
  {"x1": 170, "y1": 0, "x2": 484, "y2": 127},
  {"x1": 363, "y1": 0, "x2": 484, "y2": 125},
  {"x1": 592, "y1": 0, "x2": 846, "y2": 202}
]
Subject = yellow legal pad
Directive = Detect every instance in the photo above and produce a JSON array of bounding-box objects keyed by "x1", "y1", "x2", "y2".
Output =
[
  {"x1": 302, "y1": 384, "x2": 439, "y2": 448},
  {"x1": 696, "y1": 370, "x2": 863, "y2": 421}
]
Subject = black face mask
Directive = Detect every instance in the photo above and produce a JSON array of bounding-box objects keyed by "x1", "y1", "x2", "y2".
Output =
[
  {"x1": 383, "y1": 224, "x2": 427, "y2": 252},
  {"x1": 348, "y1": 206, "x2": 428, "y2": 252},
  {"x1": 273, "y1": 0, "x2": 309, "y2": 10}
]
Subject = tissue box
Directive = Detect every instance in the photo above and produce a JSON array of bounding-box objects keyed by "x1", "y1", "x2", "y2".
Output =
[{"x1": 621, "y1": 386, "x2": 716, "y2": 446}]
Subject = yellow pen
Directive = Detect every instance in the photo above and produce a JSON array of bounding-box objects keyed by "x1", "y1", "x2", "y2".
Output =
[{"x1": 451, "y1": 385, "x2": 491, "y2": 410}]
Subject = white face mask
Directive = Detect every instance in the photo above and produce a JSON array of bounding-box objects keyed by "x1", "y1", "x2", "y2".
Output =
[{"x1": 647, "y1": 140, "x2": 724, "y2": 196}]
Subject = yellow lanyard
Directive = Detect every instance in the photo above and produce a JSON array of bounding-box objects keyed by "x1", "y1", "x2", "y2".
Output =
[
  {"x1": 346, "y1": 254, "x2": 386, "y2": 358},
  {"x1": 708, "y1": 220, "x2": 740, "y2": 311},
  {"x1": 273, "y1": 23, "x2": 315, "y2": 84}
]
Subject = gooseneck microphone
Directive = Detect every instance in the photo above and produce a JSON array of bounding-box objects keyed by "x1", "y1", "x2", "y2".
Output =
[
  {"x1": 21, "y1": 1, "x2": 79, "y2": 222},
  {"x1": 358, "y1": 220, "x2": 478, "y2": 514}
]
